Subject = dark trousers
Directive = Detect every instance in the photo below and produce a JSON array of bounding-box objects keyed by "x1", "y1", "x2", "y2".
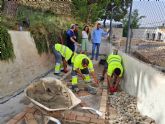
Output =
[{"x1": 67, "y1": 43, "x2": 75, "y2": 65}]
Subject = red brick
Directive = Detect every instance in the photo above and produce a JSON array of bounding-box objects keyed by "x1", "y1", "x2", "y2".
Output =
[
  {"x1": 84, "y1": 113, "x2": 97, "y2": 118},
  {"x1": 90, "y1": 118, "x2": 105, "y2": 124},
  {"x1": 65, "y1": 113, "x2": 77, "y2": 120},
  {"x1": 13, "y1": 112, "x2": 26, "y2": 121},
  {"x1": 78, "y1": 91, "x2": 90, "y2": 97},
  {"x1": 6, "y1": 119, "x2": 18, "y2": 124},
  {"x1": 25, "y1": 107, "x2": 37, "y2": 113},
  {"x1": 73, "y1": 111, "x2": 84, "y2": 116},
  {"x1": 76, "y1": 116, "x2": 90, "y2": 122},
  {"x1": 25, "y1": 113, "x2": 35, "y2": 120},
  {"x1": 51, "y1": 111, "x2": 62, "y2": 118},
  {"x1": 25, "y1": 113, "x2": 37, "y2": 124}
]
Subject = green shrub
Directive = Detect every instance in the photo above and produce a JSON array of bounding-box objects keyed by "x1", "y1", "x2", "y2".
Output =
[
  {"x1": 0, "y1": 26, "x2": 15, "y2": 61},
  {"x1": 30, "y1": 24, "x2": 48, "y2": 54}
]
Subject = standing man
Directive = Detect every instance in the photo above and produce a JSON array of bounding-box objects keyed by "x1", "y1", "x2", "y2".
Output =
[
  {"x1": 66, "y1": 24, "x2": 77, "y2": 52},
  {"x1": 71, "y1": 54, "x2": 99, "y2": 91},
  {"x1": 100, "y1": 50, "x2": 123, "y2": 93},
  {"x1": 52, "y1": 43, "x2": 75, "y2": 75},
  {"x1": 91, "y1": 22, "x2": 109, "y2": 61},
  {"x1": 66, "y1": 24, "x2": 77, "y2": 64}
]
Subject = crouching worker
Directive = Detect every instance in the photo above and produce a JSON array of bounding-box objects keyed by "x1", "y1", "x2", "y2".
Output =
[
  {"x1": 71, "y1": 54, "x2": 99, "y2": 92},
  {"x1": 52, "y1": 43, "x2": 74, "y2": 75},
  {"x1": 100, "y1": 50, "x2": 123, "y2": 93}
]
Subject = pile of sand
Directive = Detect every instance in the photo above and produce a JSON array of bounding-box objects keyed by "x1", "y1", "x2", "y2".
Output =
[{"x1": 27, "y1": 81, "x2": 72, "y2": 109}]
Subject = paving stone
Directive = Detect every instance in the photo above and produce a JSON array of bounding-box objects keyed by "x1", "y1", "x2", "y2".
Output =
[
  {"x1": 90, "y1": 118, "x2": 105, "y2": 124},
  {"x1": 73, "y1": 111, "x2": 84, "y2": 116},
  {"x1": 64, "y1": 113, "x2": 77, "y2": 120},
  {"x1": 76, "y1": 116, "x2": 90, "y2": 122},
  {"x1": 84, "y1": 113, "x2": 97, "y2": 118}
]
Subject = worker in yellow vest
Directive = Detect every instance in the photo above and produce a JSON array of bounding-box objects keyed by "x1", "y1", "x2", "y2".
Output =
[
  {"x1": 52, "y1": 43, "x2": 74, "y2": 75},
  {"x1": 71, "y1": 54, "x2": 99, "y2": 91},
  {"x1": 100, "y1": 49, "x2": 123, "y2": 93}
]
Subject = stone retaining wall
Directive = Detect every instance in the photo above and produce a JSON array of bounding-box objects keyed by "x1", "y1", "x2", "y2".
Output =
[{"x1": 17, "y1": 0, "x2": 71, "y2": 15}]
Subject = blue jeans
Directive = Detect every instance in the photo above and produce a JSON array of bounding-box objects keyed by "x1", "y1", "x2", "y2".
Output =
[{"x1": 91, "y1": 43, "x2": 100, "y2": 60}]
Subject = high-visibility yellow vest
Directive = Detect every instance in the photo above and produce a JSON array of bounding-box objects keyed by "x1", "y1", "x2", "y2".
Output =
[
  {"x1": 107, "y1": 54, "x2": 123, "y2": 77},
  {"x1": 55, "y1": 44, "x2": 73, "y2": 61},
  {"x1": 72, "y1": 54, "x2": 94, "y2": 72}
]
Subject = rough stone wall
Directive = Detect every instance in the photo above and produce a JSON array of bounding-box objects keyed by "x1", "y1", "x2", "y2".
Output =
[
  {"x1": 3, "y1": 0, "x2": 18, "y2": 16},
  {"x1": 17, "y1": 0, "x2": 71, "y2": 15}
]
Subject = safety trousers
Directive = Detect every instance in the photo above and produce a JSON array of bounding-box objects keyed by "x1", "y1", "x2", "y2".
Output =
[
  {"x1": 71, "y1": 68, "x2": 91, "y2": 85},
  {"x1": 52, "y1": 46, "x2": 62, "y2": 74}
]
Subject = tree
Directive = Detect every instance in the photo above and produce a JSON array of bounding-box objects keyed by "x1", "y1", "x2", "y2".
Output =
[
  {"x1": 96, "y1": 0, "x2": 132, "y2": 27},
  {"x1": 71, "y1": 0, "x2": 132, "y2": 25},
  {"x1": 122, "y1": 9, "x2": 145, "y2": 37},
  {"x1": 71, "y1": 0, "x2": 102, "y2": 23}
]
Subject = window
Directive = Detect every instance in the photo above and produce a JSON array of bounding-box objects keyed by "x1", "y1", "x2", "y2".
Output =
[
  {"x1": 146, "y1": 33, "x2": 149, "y2": 40},
  {"x1": 158, "y1": 33, "x2": 162, "y2": 41},
  {"x1": 152, "y1": 33, "x2": 156, "y2": 41}
]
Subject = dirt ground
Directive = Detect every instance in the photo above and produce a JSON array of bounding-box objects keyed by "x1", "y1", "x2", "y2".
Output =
[{"x1": 27, "y1": 80, "x2": 72, "y2": 109}]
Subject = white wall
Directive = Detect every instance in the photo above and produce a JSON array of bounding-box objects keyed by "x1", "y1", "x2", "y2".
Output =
[
  {"x1": 132, "y1": 29, "x2": 147, "y2": 39},
  {"x1": 120, "y1": 52, "x2": 165, "y2": 124},
  {"x1": 132, "y1": 28, "x2": 159, "y2": 40}
]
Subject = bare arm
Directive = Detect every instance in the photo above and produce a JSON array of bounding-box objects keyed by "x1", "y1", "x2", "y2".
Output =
[
  {"x1": 90, "y1": 71, "x2": 99, "y2": 84},
  {"x1": 114, "y1": 77, "x2": 121, "y2": 89},
  {"x1": 62, "y1": 59, "x2": 67, "y2": 72},
  {"x1": 107, "y1": 75, "x2": 112, "y2": 88},
  {"x1": 75, "y1": 69, "x2": 85, "y2": 80},
  {"x1": 70, "y1": 36, "x2": 76, "y2": 43}
]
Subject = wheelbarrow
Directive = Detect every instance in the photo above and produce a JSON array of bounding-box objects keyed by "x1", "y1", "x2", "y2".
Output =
[
  {"x1": 25, "y1": 77, "x2": 81, "y2": 123},
  {"x1": 25, "y1": 77, "x2": 102, "y2": 123}
]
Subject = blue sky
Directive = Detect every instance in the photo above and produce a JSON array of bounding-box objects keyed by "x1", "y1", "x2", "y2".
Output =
[{"x1": 132, "y1": 0, "x2": 165, "y2": 27}]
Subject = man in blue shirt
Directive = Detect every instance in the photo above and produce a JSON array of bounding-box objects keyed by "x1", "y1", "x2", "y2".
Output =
[
  {"x1": 91, "y1": 23, "x2": 109, "y2": 60},
  {"x1": 66, "y1": 24, "x2": 77, "y2": 52},
  {"x1": 66, "y1": 24, "x2": 77, "y2": 64}
]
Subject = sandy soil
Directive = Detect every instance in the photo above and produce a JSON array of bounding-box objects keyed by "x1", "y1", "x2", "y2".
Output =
[{"x1": 27, "y1": 80, "x2": 72, "y2": 109}]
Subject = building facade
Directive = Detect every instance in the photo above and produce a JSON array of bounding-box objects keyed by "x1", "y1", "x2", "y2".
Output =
[{"x1": 132, "y1": 28, "x2": 165, "y2": 42}]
